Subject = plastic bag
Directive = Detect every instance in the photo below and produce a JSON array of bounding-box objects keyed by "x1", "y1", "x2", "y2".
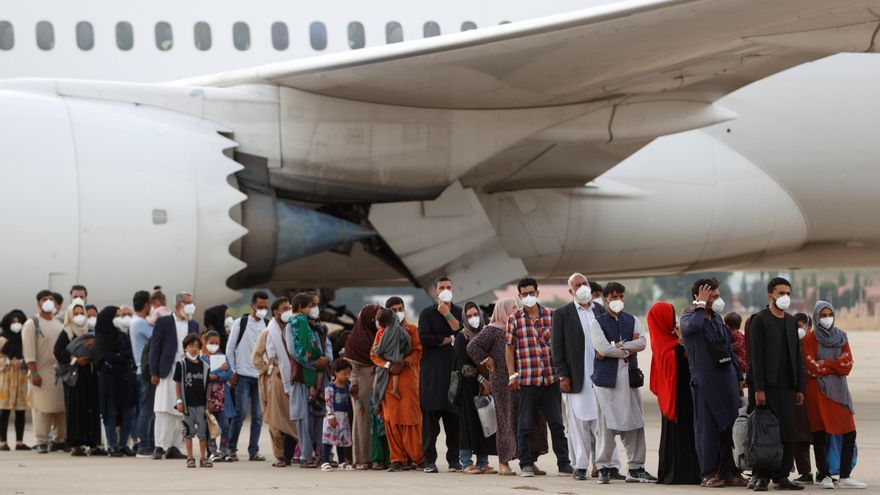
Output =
[{"x1": 473, "y1": 395, "x2": 497, "y2": 438}]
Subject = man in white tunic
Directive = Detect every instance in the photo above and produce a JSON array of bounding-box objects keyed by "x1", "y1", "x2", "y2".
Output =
[
  {"x1": 149, "y1": 292, "x2": 198, "y2": 459},
  {"x1": 589, "y1": 282, "x2": 657, "y2": 484}
]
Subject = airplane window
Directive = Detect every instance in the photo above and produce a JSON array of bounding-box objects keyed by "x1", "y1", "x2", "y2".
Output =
[
  {"x1": 233, "y1": 21, "x2": 250, "y2": 51},
  {"x1": 461, "y1": 21, "x2": 478, "y2": 31},
  {"x1": 155, "y1": 21, "x2": 173, "y2": 51},
  {"x1": 423, "y1": 21, "x2": 441, "y2": 38},
  {"x1": 310, "y1": 21, "x2": 327, "y2": 50},
  {"x1": 116, "y1": 21, "x2": 133, "y2": 50},
  {"x1": 36, "y1": 21, "x2": 53, "y2": 51},
  {"x1": 347, "y1": 22, "x2": 365, "y2": 49},
  {"x1": 500, "y1": 21, "x2": 511, "y2": 25},
  {"x1": 271, "y1": 22, "x2": 289, "y2": 50},
  {"x1": 76, "y1": 21, "x2": 94, "y2": 51},
  {"x1": 0, "y1": 21, "x2": 11, "y2": 50},
  {"x1": 386, "y1": 21, "x2": 403, "y2": 44},
  {"x1": 194, "y1": 21, "x2": 211, "y2": 51}
]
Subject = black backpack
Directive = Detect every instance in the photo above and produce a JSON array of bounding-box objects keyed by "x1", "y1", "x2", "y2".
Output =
[
  {"x1": 745, "y1": 407, "x2": 783, "y2": 472},
  {"x1": 140, "y1": 336, "x2": 152, "y2": 383}
]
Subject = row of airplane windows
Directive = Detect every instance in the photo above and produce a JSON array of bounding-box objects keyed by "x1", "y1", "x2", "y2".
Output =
[{"x1": 0, "y1": 20, "x2": 505, "y2": 52}]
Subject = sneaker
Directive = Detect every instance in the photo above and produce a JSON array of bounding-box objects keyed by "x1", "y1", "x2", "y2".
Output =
[
  {"x1": 109, "y1": 448, "x2": 125, "y2": 458},
  {"x1": 574, "y1": 469, "x2": 588, "y2": 481},
  {"x1": 754, "y1": 478, "x2": 770, "y2": 492},
  {"x1": 748, "y1": 478, "x2": 756, "y2": 490},
  {"x1": 820, "y1": 477, "x2": 836, "y2": 489},
  {"x1": 520, "y1": 465, "x2": 535, "y2": 478},
  {"x1": 209, "y1": 453, "x2": 226, "y2": 463},
  {"x1": 152, "y1": 447, "x2": 166, "y2": 460},
  {"x1": 609, "y1": 468, "x2": 627, "y2": 481},
  {"x1": 136, "y1": 447, "x2": 153, "y2": 458},
  {"x1": 558, "y1": 464, "x2": 574, "y2": 476},
  {"x1": 388, "y1": 461, "x2": 406, "y2": 472},
  {"x1": 49, "y1": 442, "x2": 67, "y2": 452},
  {"x1": 795, "y1": 473, "x2": 814, "y2": 486},
  {"x1": 598, "y1": 468, "x2": 611, "y2": 484},
  {"x1": 165, "y1": 446, "x2": 187, "y2": 460},
  {"x1": 36, "y1": 444, "x2": 49, "y2": 454},
  {"x1": 120, "y1": 446, "x2": 136, "y2": 457},
  {"x1": 13, "y1": 444, "x2": 30, "y2": 451},
  {"x1": 448, "y1": 462, "x2": 463, "y2": 473},
  {"x1": 626, "y1": 468, "x2": 658, "y2": 483},
  {"x1": 423, "y1": 463, "x2": 439, "y2": 473},
  {"x1": 838, "y1": 478, "x2": 867, "y2": 489}
]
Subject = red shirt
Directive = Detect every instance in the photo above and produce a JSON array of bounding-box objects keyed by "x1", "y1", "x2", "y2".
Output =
[{"x1": 505, "y1": 306, "x2": 556, "y2": 387}]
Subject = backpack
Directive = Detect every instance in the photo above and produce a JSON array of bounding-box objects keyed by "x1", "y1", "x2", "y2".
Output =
[
  {"x1": 140, "y1": 336, "x2": 152, "y2": 383},
  {"x1": 732, "y1": 406, "x2": 751, "y2": 472},
  {"x1": 745, "y1": 407, "x2": 783, "y2": 472},
  {"x1": 236, "y1": 316, "x2": 270, "y2": 349}
]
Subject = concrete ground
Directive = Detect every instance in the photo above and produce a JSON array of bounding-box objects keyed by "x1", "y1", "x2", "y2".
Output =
[{"x1": 3, "y1": 331, "x2": 880, "y2": 494}]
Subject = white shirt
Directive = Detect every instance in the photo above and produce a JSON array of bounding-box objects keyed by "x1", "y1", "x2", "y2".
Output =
[
  {"x1": 173, "y1": 313, "x2": 189, "y2": 361},
  {"x1": 227, "y1": 315, "x2": 266, "y2": 378},
  {"x1": 567, "y1": 303, "x2": 599, "y2": 421}
]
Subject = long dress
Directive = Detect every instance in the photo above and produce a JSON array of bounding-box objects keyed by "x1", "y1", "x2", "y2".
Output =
[
  {"x1": 453, "y1": 332, "x2": 496, "y2": 457},
  {"x1": 466, "y1": 324, "x2": 548, "y2": 464},
  {"x1": 0, "y1": 337, "x2": 28, "y2": 411},
  {"x1": 657, "y1": 345, "x2": 701, "y2": 484},
  {"x1": 54, "y1": 331, "x2": 101, "y2": 448}
]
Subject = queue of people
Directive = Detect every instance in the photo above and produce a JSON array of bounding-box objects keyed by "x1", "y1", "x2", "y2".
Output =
[{"x1": 0, "y1": 276, "x2": 867, "y2": 490}]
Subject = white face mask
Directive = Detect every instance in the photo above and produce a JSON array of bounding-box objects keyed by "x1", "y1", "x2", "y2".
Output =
[
  {"x1": 9, "y1": 322, "x2": 22, "y2": 333},
  {"x1": 467, "y1": 316, "x2": 482, "y2": 328},
  {"x1": 521, "y1": 295, "x2": 538, "y2": 308},
  {"x1": 183, "y1": 303, "x2": 196, "y2": 317},
  {"x1": 437, "y1": 289, "x2": 453, "y2": 304},
  {"x1": 774, "y1": 295, "x2": 791, "y2": 311},
  {"x1": 712, "y1": 298, "x2": 725, "y2": 314},
  {"x1": 608, "y1": 299, "x2": 625, "y2": 314},
  {"x1": 574, "y1": 285, "x2": 591, "y2": 304},
  {"x1": 280, "y1": 310, "x2": 293, "y2": 323},
  {"x1": 819, "y1": 316, "x2": 834, "y2": 329},
  {"x1": 797, "y1": 327, "x2": 806, "y2": 340},
  {"x1": 206, "y1": 344, "x2": 220, "y2": 354},
  {"x1": 41, "y1": 299, "x2": 56, "y2": 314},
  {"x1": 375, "y1": 320, "x2": 381, "y2": 330},
  {"x1": 308, "y1": 306, "x2": 320, "y2": 320},
  {"x1": 224, "y1": 317, "x2": 234, "y2": 328},
  {"x1": 186, "y1": 351, "x2": 200, "y2": 361},
  {"x1": 593, "y1": 297, "x2": 604, "y2": 306},
  {"x1": 73, "y1": 314, "x2": 87, "y2": 327},
  {"x1": 255, "y1": 308, "x2": 268, "y2": 320},
  {"x1": 114, "y1": 316, "x2": 132, "y2": 329},
  {"x1": 71, "y1": 297, "x2": 86, "y2": 307},
  {"x1": 87, "y1": 317, "x2": 97, "y2": 330},
  {"x1": 396, "y1": 311, "x2": 406, "y2": 323}
]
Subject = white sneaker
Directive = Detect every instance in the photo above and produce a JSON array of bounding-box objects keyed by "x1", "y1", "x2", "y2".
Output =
[
  {"x1": 820, "y1": 477, "x2": 836, "y2": 489},
  {"x1": 838, "y1": 478, "x2": 867, "y2": 489}
]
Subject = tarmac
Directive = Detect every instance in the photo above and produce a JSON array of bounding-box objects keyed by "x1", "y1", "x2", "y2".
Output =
[{"x1": 3, "y1": 331, "x2": 879, "y2": 495}]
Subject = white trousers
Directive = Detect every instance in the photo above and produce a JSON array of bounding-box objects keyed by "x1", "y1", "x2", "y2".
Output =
[
  {"x1": 154, "y1": 411, "x2": 184, "y2": 451},
  {"x1": 566, "y1": 407, "x2": 620, "y2": 470}
]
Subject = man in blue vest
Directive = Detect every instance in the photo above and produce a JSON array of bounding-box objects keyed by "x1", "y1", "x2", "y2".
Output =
[{"x1": 589, "y1": 282, "x2": 656, "y2": 484}]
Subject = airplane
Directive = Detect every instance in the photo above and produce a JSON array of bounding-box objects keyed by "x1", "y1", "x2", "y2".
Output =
[{"x1": 1, "y1": 0, "x2": 879, "y2": 312}]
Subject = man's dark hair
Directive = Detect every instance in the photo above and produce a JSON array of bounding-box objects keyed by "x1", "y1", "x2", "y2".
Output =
[
  {"x1": 36, "y1": 289, "x2": 53, "y2": 302},
  {"x1": 385, "y1": 296, "x2": 404, "y2": 309},
  {"x1": 52, "y1": 292, "x2": 63, "y2": 307},
  {"x1": 70, "y1": 284, "x2": 87, "y2": 296},
  {"x1": 291, "y1": 292, "x2": 313, "y2": 311},
  {"x1": 517, "y1": 277, "x2": 539, "y2": 293},
  {"x1": 331, "y1": 358, "x2": 353, "y2": 374},
  {"x1": 132, "y1": 290, "x2": 150, "y2": 312},
  {"x1": 767, "y1": 277, "x2": 791, "y2": 294},
  {"x1": 251, "y1": 290, "x2": 269, "y2": 304},
  {"x1": 377, "y1": 308, "x2": 395, "y2": 328},
  {"x1": 85, "y1": 304, "x2": 98, "y2": 313},
  {"x1": 270, "y1": 297, "x2": 289, "y2": 313},
  {"x1": 723, "y1": 312, "x2": 742, "y2": 331},
  {"x1": 589, "y1": 281, "x2": 602, "y2": 294},
  {"x1": 603, "y1": 282, "x2": 626, "y2": 299},
  {"x1": 434, "y1": 276, "x2": 452, "y2": 289},
  {"x1": 182, "y1": 334, "x2": 202, "y2": 349},
  {"x1": 691, "y1": 277, "x2": 720, "y2": 300}
]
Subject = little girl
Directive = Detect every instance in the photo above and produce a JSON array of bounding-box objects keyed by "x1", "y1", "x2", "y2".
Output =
[
  {"x1": 320, "y1": 359, "x2": 353, "y2": 471},
  {"x1": 202, "y1": 330, "x2": 234, "y2": 463}
]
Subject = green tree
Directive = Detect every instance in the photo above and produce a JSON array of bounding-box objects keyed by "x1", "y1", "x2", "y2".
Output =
[{"x1": 654, "y1": 272, "x2": 732, "y2": 301}]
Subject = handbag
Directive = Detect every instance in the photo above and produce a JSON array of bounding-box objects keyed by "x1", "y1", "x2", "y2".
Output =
[
  {"x1": 54, "y1": 362, "x2": 79, "y2": 387},
  {"x1": 473, "y1": 395, "x2": 498, "y2": 438},
  {"x1": 628, "y1": 363, "x2": 644, "y2": 388},
  {"x1": 448, "y1": 370, "x2": 462, "y2": 405}
]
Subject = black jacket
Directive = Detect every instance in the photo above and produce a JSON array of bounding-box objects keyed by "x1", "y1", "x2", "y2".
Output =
[
  {"x1": 551, "y1": 301, "x2": 601, "y2": 394},
  {"x1": 149, "y1": 315, "x2": 199, "y2": 379},
  {"x1": 748, "y1": 308, "x2": 805, "y2": 393}
]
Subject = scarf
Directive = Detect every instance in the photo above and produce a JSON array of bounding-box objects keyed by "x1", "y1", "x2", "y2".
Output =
[
  {"x1": 95, "y1": 305, "x2": 120, "y2": 359},
  {"x1": 647, "y1": 302, "x2": 679, "y2": 422},
  {"x1": 203, "y1": 304, "x2": 228, "y2": 335},
  {"x1": 811, "y1": 300, "x2": 853, "y2": 411},
  {"x1": 459, "y1": 301, "x2": 484, "y2": 342},
  {"x1": 0, "y1": 309, "x2": 26, "y2": 360},
  {"x1": 62, "y1": 302, "x2": 89, "y2": 340},
  {"x1": 486, "y1": 298, "x2": 516, "y2": 334},
  {"x1": 372, "y1": 318, "x2": 412, "y2": 406},
  {"x1": 343, "y1": 304, "x2": 380, "y2": 365}
]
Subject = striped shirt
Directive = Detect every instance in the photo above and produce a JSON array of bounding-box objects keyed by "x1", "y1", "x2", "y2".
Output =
[{"x1": 505, "y1": 305, "x2": 556, "y2": 386}]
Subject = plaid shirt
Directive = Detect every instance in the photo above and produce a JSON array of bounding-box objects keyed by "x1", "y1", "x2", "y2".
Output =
[{"x1": 505, "y1": 305, "x2": 556, "y2": 386}]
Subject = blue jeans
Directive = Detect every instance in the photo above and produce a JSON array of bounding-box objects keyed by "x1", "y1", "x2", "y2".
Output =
[
  {"x1": 104, "y1": 406, "x2": 135, "y2": 450},
  {"x1": 459, "y1": 449, "x2": 489, "y2": 468},
  {"x1": 229, "y1": 375, "x2": 263, "y2": 457},
  {"x1": 208, "y1": 409, "x2": 232, "y2": 454},
  {"x1": 136, "y1": 376, "x2": 155, "y2": 451}
]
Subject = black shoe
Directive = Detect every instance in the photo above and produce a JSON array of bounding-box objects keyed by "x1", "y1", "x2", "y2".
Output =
[
  {"x1": 71, "y1": 447, "x2": 88, "y2": 457},
  {"x1": 249, "y1": 453, "x2": 266, "y2": 461},
  {"x1": 109, "y1": 448, "x2": 125, "y2": 457},
  {"x1": 626, "y1": 468, "x2": 658, "y2": 483},
  {"x1": 37, "y1": 444, "x2": 49, "y2": 454},
  {"x1": 15, "y1": 444, "x2": 32, "y2": 451},
  {"x1": 609, "y1": 468, "x2": 627, "y2": 481},
  {"x1": 755, "y1": 478, "x2": 770, "y2": 492},
  {"x1": 423, "y1": 463, "x2": 439, "y2": 473},
  {"x1": 89, "y1": 447, "x2": 108, "y2": 456},
  {"x1": 574, "y1": 469, "x2": 588, "y2": 481},
  {"x1": 775, "y1": 479, "x2": 805, "y2": 491},
  {"x1": 120, "y1": 446, "x2": 136, "y2": 457},
  {"x1": 793, "y1": 473, "x2": 813, "y2": 486},
  {"x1": 598, "y1": 468, "x2": 611, "y2": 484},
  {"x1": 152, "y1": 447, "x2": 166, "y2": 460},
  {"x1": 49, "y1": 442, "x2": 66, "y2": 452},
  {"x1": 165, "y1": 446, "x2": 187, "y2": 460},
  {"x1": 387, "y1": 461, "x2": 406, "y2": 472},
  {"x1": 448, "y1": 461, "x2": 463, "y2": 472},
  {"x1": 0, "y1": 444, "x2": 9, "y2": 451},
  {"x1": 558, "y1": 464, "x2": 574, "y2": 476}
]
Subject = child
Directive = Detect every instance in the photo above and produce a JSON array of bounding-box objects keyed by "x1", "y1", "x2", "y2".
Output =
[
  {"x1": 146, "y1": 290, "x2": 171, "y2": 326},
  {"x1": 723, "y1": 312, "x2": 747, "y2": 375},
  {"x1": 201, "y1": 330, "x2": 234, "y2": 463},
  {"x1": 371, "y1": 308, "x2": 411, "y2": 412},
  {"x1": 174, "y1": 334, "x2": 211, "y2": 468},
  {"x1": 321, "y1": 359, "x2": 353, "y2": 471}
]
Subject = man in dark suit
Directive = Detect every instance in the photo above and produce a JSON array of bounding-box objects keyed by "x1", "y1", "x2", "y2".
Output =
[
  {"x1": 748, "y1": 277, "x2": 805, "y2": 491},
  {"x1": 149, "y1": 292, "x2": 199, "y2": 460}
]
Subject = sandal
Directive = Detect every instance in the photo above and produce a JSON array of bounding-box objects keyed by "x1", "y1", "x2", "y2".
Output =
[
  {"x1": 273, "y1": 459, "x2": 290, "y2": 468},
  {"x1": 186, "y1": 458, "x2": 196, "y2": 468},
  {"x1": 200, "y1": 458, "x2": 213, "y2": 468},
  {"x1": 463, "y1": 465, "x2": 482, "y2": 474},
  {"x1": 320, "y1": 462, "x2": 335, "y2": 472},
  {"x1": 498, "y1": 465, "x2": 516, "y2": 476},
  {"x1": 355, "y1": 463, "x2": 370, "y2": 470},
  {"x1": 481, "y1": 466, "x2": 498, "y2": 474},
  {"x1": 341, "y1": 463, "x2": 354, "y2": 471},
  {"x1": 301, "y1": 460, "x2": 319, "y2": 468}
]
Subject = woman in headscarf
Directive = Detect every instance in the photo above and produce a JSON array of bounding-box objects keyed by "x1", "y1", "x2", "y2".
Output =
[
  {"x1": 803, "y1": 301, "x2": 866, "y2": 489},
  {"x1": 96, "y1": 306, "x2": 138, "y2": 456},
  {"x1": 467, "y1": 298, "x2": 548, "y2": 476},
  {"x1": 344, "y1": 303, "x2": 381, "y2": 470},
  {"x1": 648, "y1": 302, "x2": 700, "y2": 485},
  {"x1": 0, "y1": 309, "x2": 29, "y2": 450},
  {"x1": 454, "y1": 302, "x2": 497, "y2": 474},
  {"x1": 203, "y1": 304, "x2": 231, "y2": 351},
  {"x1": 54, "y1": 301, "x2": 104, "y2": 456}
]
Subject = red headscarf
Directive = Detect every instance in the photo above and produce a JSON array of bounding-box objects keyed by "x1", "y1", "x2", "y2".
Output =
[{"x1": 648, "y1": 302, "x2": 679, "y2": 422}]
